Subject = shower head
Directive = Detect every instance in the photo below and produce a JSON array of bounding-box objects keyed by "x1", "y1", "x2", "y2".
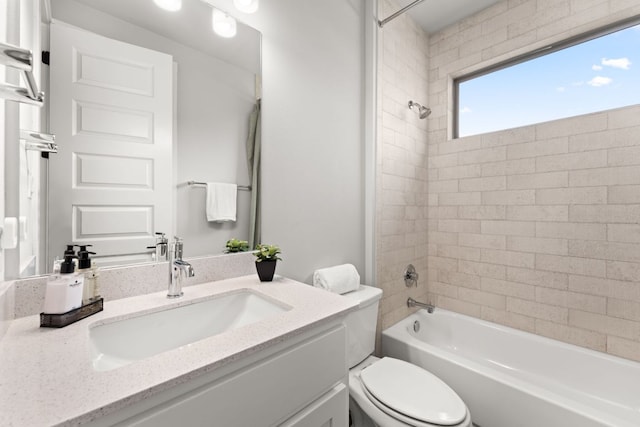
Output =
[{"x1": 408, "y1": 100, "x2": 431, "y2": 119}]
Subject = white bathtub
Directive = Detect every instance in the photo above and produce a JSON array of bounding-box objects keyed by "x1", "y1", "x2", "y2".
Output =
[{"x1": 381, "y1": 308, "x2": 640, "y2": 427}]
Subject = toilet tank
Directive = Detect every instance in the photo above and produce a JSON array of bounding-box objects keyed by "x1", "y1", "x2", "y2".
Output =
[{"x1": 342, "y1": 285, "x2": 383, "y2": 368}]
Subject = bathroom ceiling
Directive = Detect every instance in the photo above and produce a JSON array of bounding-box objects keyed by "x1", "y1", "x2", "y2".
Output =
[{"x1": 401, "y1": 0, "x2": 502, "y2": 34}]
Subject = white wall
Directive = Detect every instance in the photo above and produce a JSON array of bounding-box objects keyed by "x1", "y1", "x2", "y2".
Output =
[{"x1": 219, "y1": 0, "x2": 368, "y2": 283}]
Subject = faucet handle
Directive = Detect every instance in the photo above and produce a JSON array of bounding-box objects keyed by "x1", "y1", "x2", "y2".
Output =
[{"x1": 172, "y1": 236, "x2": 184, "y2": 260}]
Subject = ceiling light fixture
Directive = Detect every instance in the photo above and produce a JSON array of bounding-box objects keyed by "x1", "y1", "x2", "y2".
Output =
[
  {"x1": 153, "y1": 0, "x2": 182, "y2": 12},
  {"x1": 233, "y1": 0, "x2": 259, "y2": 14},
  {"x1": 212, "y1": 8, "x2": 237, "y2": 38}
]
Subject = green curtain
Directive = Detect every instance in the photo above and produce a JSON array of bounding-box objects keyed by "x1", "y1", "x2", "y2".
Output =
[{"x1": 246, "y1": 99, "x2": 261, "y2": 249}]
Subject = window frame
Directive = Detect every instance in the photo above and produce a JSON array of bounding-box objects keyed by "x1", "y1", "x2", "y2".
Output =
[{"x1": 453, "y1": 16, "x2": 640, "y2": 139}]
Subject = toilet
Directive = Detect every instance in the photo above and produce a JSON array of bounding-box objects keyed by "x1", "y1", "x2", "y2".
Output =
[{"x1": 342, "y1": 286, "x2": 472, "y2": 427}]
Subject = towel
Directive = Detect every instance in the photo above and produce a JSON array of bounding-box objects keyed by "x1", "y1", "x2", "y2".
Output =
[
  {"x1": 206, "y1": 182, "x2": 237, "y2": 222},
  {"x1": 312, "y1": 263, "x2": 360, "y2": 294}
]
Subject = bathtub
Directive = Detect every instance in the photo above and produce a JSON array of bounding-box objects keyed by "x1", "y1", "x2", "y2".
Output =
[{"x1": 381, "y1": 308, "x2": 640, "y2": 427}]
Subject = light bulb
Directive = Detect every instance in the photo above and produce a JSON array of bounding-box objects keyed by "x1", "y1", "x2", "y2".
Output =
[
  {"x1": 153, "y1": 0, "x2": 182, "y2": 12},
  {"x1": 233, "y1": 0, "x2": 258, "y2": 14},
  {"x1": 212, "y1": 9, "x2": 237, "y2": 38}
]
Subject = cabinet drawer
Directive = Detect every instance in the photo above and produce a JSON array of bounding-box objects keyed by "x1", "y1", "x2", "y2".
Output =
[
  {"x1": 280, "y1": 384, "x2": 348, "y2": 427},
  {"x1": 123, "y1": 325, "x2": 346, "y2": 427}
]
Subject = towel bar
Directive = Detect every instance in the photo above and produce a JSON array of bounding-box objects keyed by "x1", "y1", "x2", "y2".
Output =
[
  {"x1": 0, "y1": 42, "x2": 44, "y2": 106},
  {"x1": 187, "y1": 181, "x2": 251, "y2": 191}
]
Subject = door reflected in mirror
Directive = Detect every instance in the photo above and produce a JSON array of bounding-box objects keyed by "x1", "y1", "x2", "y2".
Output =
[{"x1": 15, "y1": 0, "x2": 261, "y2": 279}]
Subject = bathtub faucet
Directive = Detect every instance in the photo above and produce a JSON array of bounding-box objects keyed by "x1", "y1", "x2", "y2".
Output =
[{"x1": 407, "y1": 297, "x2": 435, "y2": 314}]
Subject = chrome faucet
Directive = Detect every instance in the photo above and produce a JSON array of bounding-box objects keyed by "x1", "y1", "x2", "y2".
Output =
[
  {"x1": 407, "y1": 297, "x2": 435, "y2": 313},
  {"x1": 147, "y1": 232, "x2": 169, "y2": 262},
  {"x1": 167, "y1": 237, "x2": 194, "y2": 298}
]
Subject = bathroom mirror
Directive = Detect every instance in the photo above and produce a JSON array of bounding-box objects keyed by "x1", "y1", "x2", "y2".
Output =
[{"x1": 15, "y1": 0, "x2": 261, "y2": 278}]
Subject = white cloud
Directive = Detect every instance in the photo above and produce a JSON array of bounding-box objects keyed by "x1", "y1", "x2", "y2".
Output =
[
  {"x1": 556, "y1": 86, "x2": 566, "y2": 92},
  {"x1": 601, "y1": 57, "x2": 631, "y2": 70},
  {"x1": 588, "y1": 76, "x2": 613, "y2": 87},
  {"x1": 460, "y1": 106, "x2": 472, "y2": 113},
  {"x1": 592, "y1": 64, "x2": 603, "y2": 71}
]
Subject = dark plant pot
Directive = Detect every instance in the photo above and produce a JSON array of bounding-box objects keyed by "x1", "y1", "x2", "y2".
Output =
[{"x1": 255, "y1": 260, "x2": 277, "y2": 282}]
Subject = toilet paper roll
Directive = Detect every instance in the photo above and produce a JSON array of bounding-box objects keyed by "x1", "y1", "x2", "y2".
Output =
[{"x1": 1, "y1": 217, "x2": 18, "y2": 249}]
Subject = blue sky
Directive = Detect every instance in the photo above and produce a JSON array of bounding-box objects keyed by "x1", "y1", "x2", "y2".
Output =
[{"x1": 458, "y1": 24, "x2": 640, "y2": 137}]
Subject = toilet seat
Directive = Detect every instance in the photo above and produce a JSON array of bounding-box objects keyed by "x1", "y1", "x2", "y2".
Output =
[{"x1": 352, "y1": 357, "x2": 469, "y2": 427}]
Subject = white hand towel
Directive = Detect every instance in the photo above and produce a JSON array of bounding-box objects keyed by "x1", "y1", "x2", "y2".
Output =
[
  {"x1": 206, "y1": 182, "x2": 237, "y2": 222},
  {"x1": 312, "y1": 263, "x2": 360, "y2": 294}
]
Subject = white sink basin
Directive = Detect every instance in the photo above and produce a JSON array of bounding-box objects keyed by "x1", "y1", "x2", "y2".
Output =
[{"x1": 90, "y1": 290, "x2": 290, "y2": 371}]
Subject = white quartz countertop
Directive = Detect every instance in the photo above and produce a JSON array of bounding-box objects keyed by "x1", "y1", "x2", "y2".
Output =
[{"x1": 0, "y1": 275, "x2": 357, "y2": 426}]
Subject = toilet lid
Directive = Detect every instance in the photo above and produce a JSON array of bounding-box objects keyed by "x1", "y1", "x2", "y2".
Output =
[{"x1": 359, "y1": 357, "x2": 466, "y2": 426}]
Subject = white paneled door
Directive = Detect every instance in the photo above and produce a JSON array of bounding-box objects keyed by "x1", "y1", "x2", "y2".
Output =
[{"x1": 49, "y1": 22, "x2": 173, "y2": 267}]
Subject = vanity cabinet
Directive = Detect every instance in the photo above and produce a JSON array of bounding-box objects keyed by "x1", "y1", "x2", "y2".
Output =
[{"x1": 92, "y1": 323, "x2": 347, "y2": 427}]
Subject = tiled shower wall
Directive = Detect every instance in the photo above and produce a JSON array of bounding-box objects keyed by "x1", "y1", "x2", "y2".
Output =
[
  {"x1": 376, "y1": 0, "x2": 430, "y2": 332},
  {"x1": 427, "y1": 0, "x2": 640, "y2": 361}
]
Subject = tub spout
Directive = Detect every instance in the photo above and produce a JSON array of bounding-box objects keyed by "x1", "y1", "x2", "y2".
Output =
[{"x1": 407, "y1": 297, "x2": 435, "y2": 313}]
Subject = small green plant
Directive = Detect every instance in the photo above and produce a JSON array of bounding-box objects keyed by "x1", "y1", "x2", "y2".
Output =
[
  {"x1": 225, "y1": 238, "x2": 249, "y2": 253},
  {"x1": 254, "y1": 244, "x2": 282, "y2": 262}
]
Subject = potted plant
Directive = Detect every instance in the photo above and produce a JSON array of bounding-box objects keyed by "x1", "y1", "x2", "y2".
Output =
[
  {"x1": 225, "y1": 238, "x2": 249, "y2": 253},
  {"x1": 253, "y1": 244, "x2": 281, "y2": 282}
]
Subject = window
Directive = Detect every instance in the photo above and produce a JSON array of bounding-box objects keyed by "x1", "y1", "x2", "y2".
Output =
[{"x1": 454, "y1": 20, "x2": 640, "y2": 138}]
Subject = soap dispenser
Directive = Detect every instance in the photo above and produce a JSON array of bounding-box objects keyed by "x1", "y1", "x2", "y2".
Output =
[
  {"x1": 77, "y1": 245, "x2": 99, "y2": 304},
  {"x1": 43, "y1": 254, "x2": 84, "y2": 314}
]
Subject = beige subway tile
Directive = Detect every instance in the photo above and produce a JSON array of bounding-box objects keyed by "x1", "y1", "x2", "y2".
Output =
[
  {"x1": 459, "y1": 176, "x2": 506, "y2": 192},
  {"x1": 438, "y1": 138, "x2": 481, "y2": 155},
  {"x1": 507, "y1": 297, "x2": 568, "y2": 323},
  {"x1": 606, "y1": 260, "x2": 640, "y2": 282},
  {"x1": 535, "y1": 222, "x2": 606, "y2": 240},
  {"x1": 569, "y1": 240, "x2": 640, "y2": 263},
  {"x1": 568, "y1": 275, "x2": 640, "y2": 302},
  {"x1": 482, "y1": 190, "x2": 536, "y2": 205},
  {"x1": 481, "y1": 220, "x2": 536, "y2": 236},
  {"x1": 481, "y1": 158, "x2": 536, "y2": 177},
  {"x1": 569, "y1": 166, "x2": 640, "y2": 187},
  {"x1": 507, "y1": 171, "x2": 568, "y2": 190},
  {"x1": 437, "y1": 244, "x2": 481, "y2": 262},
  {"x1": 481, "y1": 248, "x2": 535, "y2": 268},
  {"x1": 459, "y1": 288, "x2": 506, "y2": 310},
  {"x1": 459, "y1": 260, "x2": 506, "y2": 280},
  {"x1": 429, "y1": 281, "x2": 459, "y2": 299},
  {"x1": 429, "y1": 179, "x2": 459, "y2": 193},
  {"x1": 535, "y1": 187, "x2": 607, "y2": 205},
  {"x1": 458, "y1": 205, "x2": 506, "y2": 220},
  {"x1": 535, "y1": 320, "x2": 606, "y2": 352},
  {"x1": 429, "y1": 256, "x2": 458, "y2": 272},
  {"x1": 607, "y1": 336, "x2": 640, "y2": 363},
  {"x1": 438, "y1": 164, "x2": 483, "y2": 180},
  {"x1": 570, "y1": 205, "x2": 640, "y2": 223},
  {"x1": 459, "y1": 233, "x2": 506, "y2": 250},
  {"x1": 608, "y1": 224, "x2": 640, "y2": 244},
  {"x1": 507, "y1": 205, "x2": 569, "y2": 222},
  {"x1": 481, "y1": 277, "x2": 535, "y2": 300},
  {"x1": 535, "y1": 287, "x2": 606, "y2": 314},
  {"x1": 569, "y1": 126, "x2": 640, "y2": 152},
  {"x1": 507, "y1": 137, "x2": 568, "y2": 160},
  {"x1": 436, "y1": 295, "x2": 482, "y2": 317},
  {"x1": 439, "y1": 271, "x2": 481, "y2": 290},
  {"x1": 427, "y1": 206, "x2": 458, "y2": 219},
  {"x1": 480, "y1": 126, "x2": 535, "y2": 148},
  {"x1": 507, "y1": 236, "x2": 568, "y2": 255},
  {"x1": 438, "y1": 192, "x2": 482, "y2": 206},
  {"x1": 608, "y1": 185, "x2": 640, "y2": 204},
  {"x1": 608, "y1": 104, "x2": 640, "y2": 129},
  {"x1": 438, "y1": 219, "x2": 481, "y2": 233},
  {"x1": 607, "y1": 299, "x2": 640, "y2": 322},
  {"x1": 569, "y1": 310, "x2": 640, "y2": 340},
  {"x1": 430, "y1": 231, "x2": 458, "y2": 245},
  {"x1": 536, "y1": 254, "x2": 606, "y2": 277},
  {"x1": 536, "y1": 150, "x2": 607, "y2": 172},
  {"x1": 536, "y1": 112, "x2": 607, "y2": 139},
  {"x1": 429, "y1": 153, "x2": 458, "y2": 168},
  {"x1": 608, "y1": 145, "x2": 640, "y2": 166},
  {"x1": 458, "y1": 146, "x2": 507, "y2": 166},
  {"x1": 507, "y1": 266, "x2": 568, "y2": 290},
  {"x1": 481, "y1": 306, "x2": 536, "y2": 332}
]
